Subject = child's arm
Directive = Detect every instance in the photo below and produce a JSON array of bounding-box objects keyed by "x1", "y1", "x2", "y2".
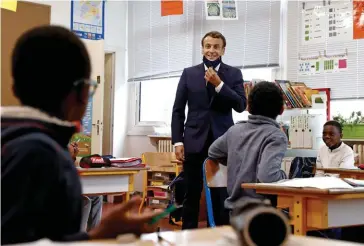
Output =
[
  {"x1": 257, "y1": 133, "x2": 288, "y2": 183},
  {"x1": 208, "y1": 132, "x2": 228, "y2": 165},
  {"x1": 315, "y1": 150, "x2": 325, "y2": 177},
  {"x1": 339, "y1": 150, "x2": 356, "y2": 169}
]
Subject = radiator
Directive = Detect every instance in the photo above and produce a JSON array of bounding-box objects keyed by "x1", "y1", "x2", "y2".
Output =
[
  {"x1": 353, "y1": 144, "x2": 364, "y2": 164},
  {"x1": 158, "y1": 140, "x2": 173, "y2": 152}
]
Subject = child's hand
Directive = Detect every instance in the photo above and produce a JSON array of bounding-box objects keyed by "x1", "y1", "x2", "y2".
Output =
[
  {"x1": 88, "y1": 196, "x2": 162, "y2": 239},
  {"x1": 68, "y1": 142, "x2": 79, "y2": 160}
]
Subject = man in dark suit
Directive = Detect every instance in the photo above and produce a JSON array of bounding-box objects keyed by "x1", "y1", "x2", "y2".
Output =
[{"x1": 171, "y1": 31, "x2": 246, "y2": 229}]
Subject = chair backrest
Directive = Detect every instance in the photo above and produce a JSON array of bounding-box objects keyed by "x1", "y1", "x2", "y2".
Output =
[
  {"x1": 289, "y1": 157, "x2": 316, "y2": 179},
  {"x1": 204, "y1": 158, "x2": 227, "y2": 188}
]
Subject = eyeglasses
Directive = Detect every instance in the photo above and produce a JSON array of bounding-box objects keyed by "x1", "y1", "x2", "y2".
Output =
[{"x1": 73, "y1": 79, "x2": 98, "y2": 97}]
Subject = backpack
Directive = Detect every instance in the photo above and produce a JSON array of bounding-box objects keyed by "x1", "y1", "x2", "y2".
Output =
[{"x1": 79, "y1": 154, "x2": 112, "y2": 168}]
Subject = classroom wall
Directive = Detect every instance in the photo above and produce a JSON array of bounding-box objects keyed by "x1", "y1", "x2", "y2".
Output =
[{"x1": 23, "y1": 0, "x2": 129, "y2": 158}]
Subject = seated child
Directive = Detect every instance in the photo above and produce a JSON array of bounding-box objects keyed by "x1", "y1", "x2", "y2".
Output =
[
  {"x1": 316, "y1": 120, "x2": 355, "y2": 176},
  {"x1": 208, "y1": 81, "x2": 287, "y2": 210},
  {"x1": 68, "y1": 142, "x2": 102, "y2": 232},
  {"x1": 1, "y1": 25, "x2": 159, "y2": 245}
]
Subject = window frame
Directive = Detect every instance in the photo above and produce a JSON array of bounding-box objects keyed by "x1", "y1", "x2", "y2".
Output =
[{"x1": 128, "y1": 67, "x2": 281, "y2": 135}]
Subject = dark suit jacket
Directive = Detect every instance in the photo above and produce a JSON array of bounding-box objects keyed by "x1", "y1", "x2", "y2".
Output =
[{"x1": 171, "y1": 62, "x2": 246, "y2": 154}]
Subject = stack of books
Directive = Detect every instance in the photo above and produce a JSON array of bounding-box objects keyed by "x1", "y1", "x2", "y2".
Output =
[
  {"x1": 109, "y1": 157, "x2": 145, "y2": 168},
  {"x1": 275, "y1": 80, "x2": 319, "y2": 109},
  {"x1": 244, "y1": 80, "x2": 320, "y2": 109}
]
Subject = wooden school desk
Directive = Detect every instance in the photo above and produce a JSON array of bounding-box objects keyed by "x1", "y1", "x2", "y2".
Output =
[
  {"x1": 87, "y1": 226, "x2": 363, "y2": 245},
  {"x1": 78, "y1": 167, "x2": 147, "y2": 200},
  {"x1": 316, "y1": 168, "x2": 364, "y2": 180},
  {"x1": 242, "y1": 183, "x2": 364, "y2": 236}
]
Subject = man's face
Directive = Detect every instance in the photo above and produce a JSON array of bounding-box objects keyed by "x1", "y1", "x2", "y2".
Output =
[
  {"x1": 202, "y1": 36, "x2": 225, "y2": 61},
  {"x1": 322, "y1": 125, "x2": 342, "y2": 148}
]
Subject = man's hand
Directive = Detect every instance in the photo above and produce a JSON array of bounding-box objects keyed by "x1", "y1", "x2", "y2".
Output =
[
  {"x1": 88, "y1": 196, "x2": 162, "y2": 239},
  {"x1": 175, "y1": 145, "x2": 185, "y2": 162},
  {"x1": 205, "y1": 67, "x2": 222, "y2": 87}
]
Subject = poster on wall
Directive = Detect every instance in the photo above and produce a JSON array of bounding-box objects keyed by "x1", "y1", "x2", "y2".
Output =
[
  {"x1": 205, "y1": 0, "x2": 221, "y2": 20},
  {"x1": 71, "y1": 0, "x2": 105, "y2": 40},
  {"x1": 161, "y1": 0, "x2": 183, "y2": 16},
  {"x1": 322, "y1": 56, "x2": 348, "y2": 73},
  {"x1": 205, "y1": 0, "x2": 238, "y2": 20},
  {"x1": 327, "y1": 3, "x2": 353, "y2": 42},
  {"x1": 298, "y1": 58, "x2": 322, "y2": 76},
  {"x1": 301, "y1": 6, "x2": 326, "y2": 45},
  {"x1": 71, "y1": 97, "x2": 93, "y2": 157},
  {"x1": 1, "y1": 0, "x2": 17, "y2": 12},
  {"x1": 353, "y1": 0, "x2": 364, "y2": 39},
  {"x1": 222, "y1": 0, "x2": 238, "y2": 20}
]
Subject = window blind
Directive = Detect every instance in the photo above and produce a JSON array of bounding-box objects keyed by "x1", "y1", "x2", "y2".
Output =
[
  {"x1": 128, "y1": 0, "x2": 195, "y2": 81},
  {"x1": 286, "y1": 1, "x2": 364, "y2": 99},
  {"x1": 193, "y1": 0, "x2": 281, "y2": 68},
  {"x1": 128, "y1": 0, "x2": 281, "y2": 81}
]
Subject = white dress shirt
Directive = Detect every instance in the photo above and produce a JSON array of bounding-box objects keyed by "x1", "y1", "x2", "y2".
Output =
[
  {"x1": 315, "y1": 142, "x2": 356, "y2": 176},
  {"x1": 174, "y1": 64, "x2": 224, "y2": 148}
]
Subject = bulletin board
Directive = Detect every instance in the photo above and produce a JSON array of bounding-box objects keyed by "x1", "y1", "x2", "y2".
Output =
[
  {"x1": 1, "y1": 1, "x2": 50, "y2": 106},
  {"x1": 286, "y1": 1, "x2": 364, "y2": 100}
]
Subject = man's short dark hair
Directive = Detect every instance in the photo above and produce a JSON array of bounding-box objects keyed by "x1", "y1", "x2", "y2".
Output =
[
  {"x1": 12, "y1": 25, "x2": 91, "y2": 113},
  {"x1": 324, "y1": 120, "x2": 343, "y2": 133},
  {"x1": 248, "y1": 82, "x2": 284, "y2": 119},
  {"x1": 201, "y1": 31, "x2": 226, "y2": 48}
]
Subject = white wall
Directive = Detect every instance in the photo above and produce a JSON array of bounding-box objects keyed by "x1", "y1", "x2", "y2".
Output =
[{"x1": 26, "y1": 0, "x2": 129, "y2": 158}]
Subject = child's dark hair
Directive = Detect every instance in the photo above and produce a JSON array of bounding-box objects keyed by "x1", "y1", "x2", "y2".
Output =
[
  {"x1": 324, "y1": 120, "x2": 343, "y2": 133},
  {"x1": 248, "y1": 82, "x2": 284, "y2": 119},
  {"x1": 11, "y1": 25, "x2": 91, "y2": 114}
]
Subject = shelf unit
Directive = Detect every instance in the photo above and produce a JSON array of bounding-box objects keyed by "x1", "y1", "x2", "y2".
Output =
[{"x1": 141, "y1": 152, "x2": 182, "y2": 210}]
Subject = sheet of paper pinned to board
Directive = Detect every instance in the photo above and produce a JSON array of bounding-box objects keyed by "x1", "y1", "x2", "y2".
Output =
[{"x1": 0, "y1": 0, "x2": 17, "y2": 12}]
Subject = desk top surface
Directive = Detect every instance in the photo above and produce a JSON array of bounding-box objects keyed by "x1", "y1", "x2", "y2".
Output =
[
  {"x1": 87, "y1": 226, "x2": 362, "y2": 246},
  {"x1": 77, "y1": 167, "x2": 148, "y2": 175},
  {"x1": 316, "y1": 168, "x2": 364, "y2": 174},
  {"x1": 14, "y1": 227, "x2": 363, "y2": 245},
  {"x1": 242, "y1": 183, "x2": 364, "y2": 195}
]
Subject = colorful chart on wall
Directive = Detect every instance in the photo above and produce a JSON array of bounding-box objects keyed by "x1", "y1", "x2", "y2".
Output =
[
  {"x1": 327, "y1": 3, "x2": 353, "y2": 43},
  {"x1": 301, "y1": 6, "x2": 326, "y2": 45},
  {"x1": 298, "y1": 54, "x2": 348, "y2": 76},
  {"x1": 71, "y1": 0, "x2": 105, "y2": 40},
  {"x1": 353, "y1": 0, "x2": 364, "y2": 39},
  {"x1": 322, "y1": 56, "x2": 348, "y2": 73},
  {"x1": 298, "y1": 59, "x2": 322, "y2": 76}
]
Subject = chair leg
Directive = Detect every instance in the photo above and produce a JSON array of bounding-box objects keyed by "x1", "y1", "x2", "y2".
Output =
[{"x1": 203, "y1": 159, "x2": 216, "y2": 227}]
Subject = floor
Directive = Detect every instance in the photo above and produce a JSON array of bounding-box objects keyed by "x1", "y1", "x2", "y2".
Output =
[{"x1": 102, "y1": 202, "x2": 207, "y2": 231}]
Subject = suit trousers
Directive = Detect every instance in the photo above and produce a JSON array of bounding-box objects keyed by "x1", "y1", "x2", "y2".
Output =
[{"x1": 181, "y1": 132, "x2": 229, "y2": 230}]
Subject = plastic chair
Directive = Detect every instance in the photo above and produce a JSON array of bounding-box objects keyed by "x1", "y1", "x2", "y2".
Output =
[{"x1": 202, "y1": 158, "x2": 227, "y2": 227}]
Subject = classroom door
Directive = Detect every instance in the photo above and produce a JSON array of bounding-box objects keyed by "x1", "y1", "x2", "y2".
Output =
[
  {"x1": 102, "y1": 52, "x2": 115, "y2": 155},
  {"x1": 83, "y1": 39, "x2": 105, "y2": 155}
]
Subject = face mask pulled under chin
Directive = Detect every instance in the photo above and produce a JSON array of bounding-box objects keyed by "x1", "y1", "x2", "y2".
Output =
[{"x1": 203, "y1": 56, "x2": 222, "y2": 69}]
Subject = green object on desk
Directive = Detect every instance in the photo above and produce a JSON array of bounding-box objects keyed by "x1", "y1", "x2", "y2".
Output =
[{"x1": 148, "y1": 204, "x2": 179, "y2": 225}]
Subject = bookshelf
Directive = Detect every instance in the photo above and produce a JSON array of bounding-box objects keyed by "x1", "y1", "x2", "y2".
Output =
[{"x1": 141, "y1": 152, "x2": 182, "y2": 210}]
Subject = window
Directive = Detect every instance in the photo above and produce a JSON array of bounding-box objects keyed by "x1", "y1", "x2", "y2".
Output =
[
  {"x1": 331, "y1": 99, "x2": 364, "y2": 119},
  {"x1": 139, "y1": 78, "x2": 179, "y2": 124},
  {"x1": 233, "y1": 68, "x2": 277, "y2": 122},
  {"x1": 137, "y1": 68, "x2": 276, "y2": 128}
]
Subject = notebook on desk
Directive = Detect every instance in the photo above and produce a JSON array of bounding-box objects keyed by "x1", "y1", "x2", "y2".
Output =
[
  {"x1": 268, "y1": 177, "x2": 355, "y2": 189},
  {"x1": 343, "y1": 178, "x2": 364, "y2": 187}
]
